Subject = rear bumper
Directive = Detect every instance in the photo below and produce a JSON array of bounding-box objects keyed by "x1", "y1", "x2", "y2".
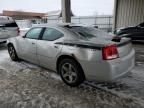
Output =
[
  {"x1": 110, "y1": 49, "x2": 135, "y2": 80},
  {"x1": 81, "y1": 49, "x2": 135, "y2": 81}
]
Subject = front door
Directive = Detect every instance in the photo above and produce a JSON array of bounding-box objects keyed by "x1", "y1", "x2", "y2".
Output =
[{"x1": 18, "y1": 27, "x2": 43, "y2": 64}]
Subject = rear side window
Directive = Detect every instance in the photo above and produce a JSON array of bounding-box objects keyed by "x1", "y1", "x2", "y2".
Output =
[
  {"x1": 5, "y1": 22, "x2": 18, "y2": 27},
  {"x1": 26, "y1": 28, "x2": 42, "y2": 39},
  {"x1": 42, "y1": 28, "x2": 64, "y2": 41}
]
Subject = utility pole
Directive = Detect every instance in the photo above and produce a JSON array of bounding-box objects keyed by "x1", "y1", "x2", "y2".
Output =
[{"x1": 61, "y1": 0, "x2": 71, "y2": 23}]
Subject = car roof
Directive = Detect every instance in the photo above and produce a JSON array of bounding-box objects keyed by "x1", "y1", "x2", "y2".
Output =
[
  {"x1": 32, "y1": 23, "x2": 86, "y2": 28},
  {"x1": 0, "y1": 16, "x2": 15, "y2": 25}
]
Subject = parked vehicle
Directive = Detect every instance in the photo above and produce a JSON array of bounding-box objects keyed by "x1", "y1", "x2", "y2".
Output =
[
  {"x1": 91, "y1": 24, "x2": 98, "y2": 28},
  {"x1": 19, "y1": 28, "x2": 30, "y2": 36},
  {"x1": 114, "y1": 22, "x2": 144, "y2": 41},
  {"x1": 7, "y1": 23, "x2": 135, "y2": 87},
  {"x1": 0, "y1": 16, "x2": 19, "y2": 43}
]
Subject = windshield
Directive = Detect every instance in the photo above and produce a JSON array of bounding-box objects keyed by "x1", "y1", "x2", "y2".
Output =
[{"x1": 66, "y1": 26, "x2": 113, "y2": 39}]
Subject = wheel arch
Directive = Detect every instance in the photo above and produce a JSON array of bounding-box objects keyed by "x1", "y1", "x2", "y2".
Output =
[
  {"x1": 56, "y1": 54, "x2": 85, "y2": 79},
  {"x1": 7, "y1": 42, "x2": 13, "y2": 47},
  {"x1": 7, "y1": 42, "x2": 19, "y2": 61},
  {"x1": 7, "y1": 42, "x2": 16, "y2": 51},
  {"x1": 7, "y1": 41, "x2": 19, "y2": 58},
  {"x1": 7, "y1": 38, "x2": 19, "y2": 54}
]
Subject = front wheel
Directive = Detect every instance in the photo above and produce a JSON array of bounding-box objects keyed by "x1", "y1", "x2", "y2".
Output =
[
  {"x1": 58, "y1": 59, "x2": 85, "y2": 87},
  {"x1": 8, "y1": 44, "x2": 19, "y2": 61}
]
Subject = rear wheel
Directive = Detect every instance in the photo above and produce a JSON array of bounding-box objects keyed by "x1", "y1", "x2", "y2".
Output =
[
  {"x1": 58, "y1": 59, "x2": 85, "y2": 87},
  {"x1": 8, "y1": 44, "x2": 19, "y2": 61}
]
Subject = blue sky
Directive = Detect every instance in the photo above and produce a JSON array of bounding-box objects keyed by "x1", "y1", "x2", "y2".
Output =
[{"x1": 0, "y1": 0, "x2": 114, "y2": 16}]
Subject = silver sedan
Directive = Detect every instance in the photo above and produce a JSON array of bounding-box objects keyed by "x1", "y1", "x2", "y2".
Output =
[{"x1": 7, "y1": 23, "x2": 135, "y2": 87}]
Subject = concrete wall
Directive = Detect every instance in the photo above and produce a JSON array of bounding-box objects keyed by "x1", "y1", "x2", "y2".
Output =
[{"x1": 113, "y1": 0, "x2": 144, "y2": 30}]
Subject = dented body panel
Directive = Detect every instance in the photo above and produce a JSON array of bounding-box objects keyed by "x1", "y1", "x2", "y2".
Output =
[{"x1": 7, "y1": 24, "x2": 135, "y2": 82}]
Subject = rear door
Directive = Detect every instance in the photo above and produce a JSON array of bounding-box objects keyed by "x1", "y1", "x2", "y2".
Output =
[
  {"x1": 37, "y1": 27, "x2": 64, "y2": 70},
  {"x1": 18, "y1": 27, "x2": 43, "y2": 64}
]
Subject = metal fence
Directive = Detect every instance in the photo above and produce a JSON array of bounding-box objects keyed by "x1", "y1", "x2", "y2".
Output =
[
  {"x1": 16, "y1": 15, "x2": 113, "y2": 32},
  {"x1": 16, "y1": 20, "x2": 32, "y2": 28},
  {"x1": 43, "y1": 15, "x2": 113, "y2": 32}
]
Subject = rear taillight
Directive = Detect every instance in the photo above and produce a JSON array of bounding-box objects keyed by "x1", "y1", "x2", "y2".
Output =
[
  {"x1": 102, "y1": 44, "x2": 119, "y2": 60},
  {"x1": 17, "y1": 28, "x2": 20, "y2": 35}
]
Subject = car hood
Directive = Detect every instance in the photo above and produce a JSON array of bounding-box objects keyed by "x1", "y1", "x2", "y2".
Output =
[
  {"x1": 118, "y1": 26, "x2": 137, "y2": 31},
  {"x1": 114, "y1": 26, "x2": 137, "y2": 35}
]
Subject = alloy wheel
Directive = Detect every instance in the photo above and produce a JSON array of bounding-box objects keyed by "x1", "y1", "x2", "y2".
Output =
[
  {"x1": 61, "y1": 63, "x2": 77, "y2": 83},
  {"x1": 8, "y1": 46, "x2": 16, "y2": 59}
]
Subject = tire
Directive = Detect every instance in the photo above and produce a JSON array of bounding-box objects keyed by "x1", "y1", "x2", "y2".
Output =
[
  {"x1": 58, "y1": 59, "x2": 85, "y2": 87},
  {"x1": 8, "y1": 44, "x2": 19, "y2": 61}
]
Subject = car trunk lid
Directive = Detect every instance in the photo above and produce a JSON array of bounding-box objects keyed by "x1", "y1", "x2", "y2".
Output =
[
  {"x1": 115, "y1": 38, "x2": 132, "y2": 58},
  {"x1": 83, "y1": 37, "x2": 132, "y2": 58}
]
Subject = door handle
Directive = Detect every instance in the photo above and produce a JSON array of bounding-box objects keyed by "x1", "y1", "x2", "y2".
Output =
[{"x1": 32, "y1": 42, "x2": 35, "y2": 45}]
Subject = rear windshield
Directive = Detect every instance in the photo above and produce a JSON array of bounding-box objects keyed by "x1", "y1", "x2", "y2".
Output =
[
  {"x1": 4, "y1": 22, "x2": 18, "y2": 27},
  {"x1": 66, "y1": 26, "x2": 113, "y2": 39},
  {"x1": 0, "y1": 16, "x2": 18, "y2": 27},
  {"x1": 0, "y1": 22, "x2": 18, "y2": 27}
]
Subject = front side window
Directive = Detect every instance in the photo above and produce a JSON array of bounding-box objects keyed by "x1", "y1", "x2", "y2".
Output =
[
  {"x1": 26, "y1": 28, "x2": 42, "y2": 39},
  {"x1": 42, "y1": 28, "x2": 64, "y2": 41}
]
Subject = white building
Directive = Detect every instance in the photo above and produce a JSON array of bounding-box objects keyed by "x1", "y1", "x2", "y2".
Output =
[{"x1": 113, "y1": 0, "x2": 144, "y2": 30}]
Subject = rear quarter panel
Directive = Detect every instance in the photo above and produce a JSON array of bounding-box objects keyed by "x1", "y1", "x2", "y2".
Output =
[
  {"x1": 57, "y1": 45, "x2": 103, "y2": 77},
  {"x1": 60, "y1": 45, "x2": 102, "y2": 62}
]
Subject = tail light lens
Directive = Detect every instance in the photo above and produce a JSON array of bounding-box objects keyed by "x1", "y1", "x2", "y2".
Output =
[
  {"x1": 17, "y1": 27, "x2": 20, "y2": 35},
  {"x1": 102, "y1": 44, "x2": 119, "y2": 60}
]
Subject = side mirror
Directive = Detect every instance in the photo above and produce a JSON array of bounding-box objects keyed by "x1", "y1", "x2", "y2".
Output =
[{"x1": 22, "y1": 35, "x2": 26, "y2": 38}]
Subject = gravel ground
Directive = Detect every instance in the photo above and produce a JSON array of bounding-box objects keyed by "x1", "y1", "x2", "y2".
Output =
[{"x1": 0, "y1": 44, "x2": 144, "y2": 108}]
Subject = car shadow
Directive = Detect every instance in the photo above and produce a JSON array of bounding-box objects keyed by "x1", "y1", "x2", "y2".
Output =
[{"x1": 80, "y1": 80, "x2": 129, "y2": 92}]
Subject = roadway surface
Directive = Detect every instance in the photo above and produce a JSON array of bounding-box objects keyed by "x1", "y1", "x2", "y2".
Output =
[{"x1": 0, "y1": 43, "x2": 143, "y2": 108}]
